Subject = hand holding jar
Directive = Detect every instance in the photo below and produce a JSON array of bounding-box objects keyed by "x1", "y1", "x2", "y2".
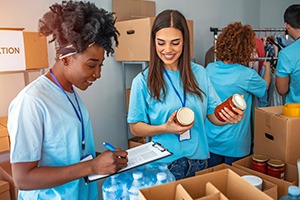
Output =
[{"x1": 214, "y1": 94, "x2": 246, "y2": 124}]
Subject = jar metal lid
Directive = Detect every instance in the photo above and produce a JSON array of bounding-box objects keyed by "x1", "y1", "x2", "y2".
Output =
[
  {"x1": 232, "y1": 94, "x2": 246, "y2": 110},
  {"x1": 252, "y1": 154, "x2": 268, "y2": 162},
  {"x1": 176, "y1": 107, "x2": 194, "y2": 126},
  {"x1": 268, "y1": 159, "x2": 285, "y2": 167}
]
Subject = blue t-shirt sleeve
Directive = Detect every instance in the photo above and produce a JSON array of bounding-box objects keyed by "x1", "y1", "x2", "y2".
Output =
[
  {"x1": 206, "y1": 74, "x2": 221, "y2": 115},
  {"x1": 276, "y1": 51, "x2": 291, "y2": 78},
  {"x1": 127, "y1": 73, "x2": 149, "y2": 124}
]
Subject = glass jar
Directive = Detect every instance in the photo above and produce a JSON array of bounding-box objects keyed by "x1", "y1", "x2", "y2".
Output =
[
  {"x1": 174, "y1": 107, "x2": 194, "y2": 127},
  {"x1": 214, "y1": 94, "x2": 246, "y2": 122},
  {"x1": 267, "y1": 159, "x2": 285, "y2": 179},
  {"x1": 252, "y1": 154, "x2": 268, "y2": 174}
]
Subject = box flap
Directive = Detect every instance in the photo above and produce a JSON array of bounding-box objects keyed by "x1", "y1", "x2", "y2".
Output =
[
  {"x1": 113, "y1": 0, "x2": 156, "y2": 21},
  {"x1": 0, "y1": 180, "x2": 9, "y2": 194},
  {"x1": 174, "y1": 184, "x2": 193, "y2": 200},
  {"x1": 0, "y1": 117, "x2": 7, "y2": 128}
]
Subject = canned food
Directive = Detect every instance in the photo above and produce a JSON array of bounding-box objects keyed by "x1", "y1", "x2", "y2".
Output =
[{"x1": 214, "y1": 94, "x2": 246, "y2": 122}]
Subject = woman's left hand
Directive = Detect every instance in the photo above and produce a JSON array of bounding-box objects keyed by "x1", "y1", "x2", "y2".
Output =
[{"x1": 218, "y1": 106, "x2": 244, "y2": 124}]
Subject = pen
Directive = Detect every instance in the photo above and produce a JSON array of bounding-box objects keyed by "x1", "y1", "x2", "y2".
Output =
[{"x1": 103, "y1": 142, "x2": 116, "y2": 152}]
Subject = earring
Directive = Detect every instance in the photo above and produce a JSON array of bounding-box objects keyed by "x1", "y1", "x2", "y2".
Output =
[{"x1": 62, "y1": 58, "x2": 68, "y2": 66}]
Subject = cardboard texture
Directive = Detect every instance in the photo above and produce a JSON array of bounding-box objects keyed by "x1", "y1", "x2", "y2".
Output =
[
  {"x1": 0, "y1": 125, "x2": 9, "y2": 153},
  {"x1": 128, "y1": 136, "x2": 146, "y2": 149},
  {"x1": 112, "y1": 0, "x2": 156, "y2": 21},
  {"x1": 115, "y1": 18, "x2": 194, "y2": 61},
  {"x1": 126, "y1": 88, "x2": 131, "y2": 113},
  {"x1": 0, "y1": 159, "x2": 18, "y2": 200},
  {"x1": 0, "y1": 180, "x2": 10, "y2": 200},
  {"x1": 196, "y1": 163, "x2": 278, "y2": 200},
  {"x1": 0, "y1": 116, "x2": 8, "y2": 127},
  {"x1": 23, "y1": 31, "x2": 48, "y2": 70},
  {"x1": 138, "y1": 169, "x2": 273, "y2": 200},
  {"x1": 254, "y1": 106, "x2": 300, "y2": 166},
  {"x1": 233, "y1": 155, "x2": 297, "y2": 198}
]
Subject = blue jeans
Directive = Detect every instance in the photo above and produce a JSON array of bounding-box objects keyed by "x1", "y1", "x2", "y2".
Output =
[
  {"x1": 168, "y1": 157, "x2": 208, "y2": 180},
  {"x1": 208, "y1": 152, "x2": 245, "y2": 167}
]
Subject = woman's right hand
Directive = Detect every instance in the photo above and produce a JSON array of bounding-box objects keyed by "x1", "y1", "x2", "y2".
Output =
[
  {"x1": 164, "y1": 111, "x2": 194, "y2": 135},
  {"x1": 91, "y1": 150, "x2": 128, "y2": 175}
]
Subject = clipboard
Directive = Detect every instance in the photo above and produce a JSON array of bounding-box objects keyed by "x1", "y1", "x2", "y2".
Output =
[{"x1": 83, "y1": 141, "x2": 172, "y2": 183}]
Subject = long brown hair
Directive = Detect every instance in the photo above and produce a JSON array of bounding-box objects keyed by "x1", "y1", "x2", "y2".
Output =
[{"x1": 148, "y1": 9, "x2": 204, "y2": 101}]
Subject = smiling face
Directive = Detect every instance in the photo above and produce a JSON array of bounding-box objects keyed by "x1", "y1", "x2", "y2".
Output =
[
  {"x1": 63, "y1": 44, "x2": 105, "y2": 91},
  {"x1": 155, "y1": 27, "x2": 183, "y2": 70}
]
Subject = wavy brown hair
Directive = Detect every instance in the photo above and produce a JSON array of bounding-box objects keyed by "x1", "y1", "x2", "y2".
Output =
[
  {"x1": 216, "y1": 22, "x2": 255, "y2": 65},
  {"x1": 148, "y1": 9, "x2": 204, "y2": 102}
]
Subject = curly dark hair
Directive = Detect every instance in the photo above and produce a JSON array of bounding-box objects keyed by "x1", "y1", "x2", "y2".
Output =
[
  {"x1": 216, "y1": 22, "x2": 255, "y2": 65},
  {"x1": 38, "y1": 0, "x2": 119, "y2": 56}
]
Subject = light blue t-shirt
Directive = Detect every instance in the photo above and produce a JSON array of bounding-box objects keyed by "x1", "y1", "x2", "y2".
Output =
[
  {"x1": 127, "y1": 62, "x2": 220, "y2": 164},
  {"x1": 276, "y1": 38, "x2": 300, "y2": 103},
  {"x1": 8, "y1": 75, "x2": 98, "y2": 200},
  {"x1": 205, "y1": 61, "x2": 267, "y2": 157}
]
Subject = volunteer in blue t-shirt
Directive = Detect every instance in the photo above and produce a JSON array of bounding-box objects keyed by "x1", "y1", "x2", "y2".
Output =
[
  {"x1": 276, "y1": 4, "x2": 300, "y2": 103},
  {"x1": 8, "y1": 1, "x2": 128, "y2": 199},
  {"x1": 127, "y1": 10, "x2": 244, "y2": 180}
]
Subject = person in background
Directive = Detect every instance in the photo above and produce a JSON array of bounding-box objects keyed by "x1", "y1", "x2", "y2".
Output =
[
  {"x1": 127, "y1": 10, "x2": 244, "y2": 180},
  {"x1": 205, "y1": 22, "x2": 270, "y2": 167},
  {"x1": 276, "y1": 4, "x2": 300, "y2": 103},
  {"x1": 7, "y1": 1, "x2": 128, "y2": 199}
]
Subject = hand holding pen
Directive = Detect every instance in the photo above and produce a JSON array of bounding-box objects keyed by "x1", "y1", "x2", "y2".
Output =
[{"x1": 103, "y1": 142, "x2": 128, "y2": 159}]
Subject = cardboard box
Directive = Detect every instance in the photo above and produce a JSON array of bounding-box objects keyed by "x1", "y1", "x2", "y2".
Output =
[
  {"x1": 0, "y1": 158, "x2": 18, "y2": 200},
  {"x1": 23, "y1": 32, "x2": 48, "y2": 70},
  {"x1": 196, "y1": 163, "x2": 278, "y2": 200},
  {"x1": 115, "y1": 18, "x2": 194, "y2": 61},
  {"x1": 112, "y1": 0, "x2": 156, "y2": 21},
  {"x1": 0, "y1": 29, "x2": 48, "y2": 71},
  {"x1": 126, "y1": 88, "x2": 131, "y2": 113},
  {"x1": 128, "y1": 136, "x2": 146, "y2": 149},
  {"x1": 0, "y1": 117, "x2": 8, "y2": 127},
  {"x1": 233, "y1": 155, "x2": 297, "y2": 198},
  {"x1": 0, "y1": 180, "x2": 10, "y2": 200},
  {"x1": 139, "y1": 169, "x2": 273, "y2": 200},
  {"x1": 254, "y1": 106, "x2": 300, "y2": 166},
  {"x1": 0, "y1": 125, "x2": 9, "y2": 153}
]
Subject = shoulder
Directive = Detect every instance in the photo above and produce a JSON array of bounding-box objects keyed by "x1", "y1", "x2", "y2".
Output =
[{"x1": 191, "y1": 62, "x2": 206, "y2": 74}]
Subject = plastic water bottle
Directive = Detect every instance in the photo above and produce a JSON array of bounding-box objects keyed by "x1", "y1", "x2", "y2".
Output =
[
  {"x1": 279, "y1": 186, "x2": 300, "y2": 200},
  {"x1": 102, "y1": 174, "x2": 123, "y2": 200},
  {"x1": 128, "y1": 171, "x2": 146, "y2": 200},
  {"x1": 155, "y1": 172, "x2": 167, "y2": 186},
  {"x1": 144, "y1": 164, "x2": 159, "y2": 187},
  {"x1": 158, "y1": 163, "x2": 176, "y2": 182}
]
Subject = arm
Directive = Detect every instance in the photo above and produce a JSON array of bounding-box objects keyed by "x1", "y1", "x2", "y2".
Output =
[
  {"x1": 12, "y1": 150, "x2": 128, "y2": 190},
  {"x1": 262, "y1": 61, "x2": 271, "y2": 90},
  {"x1": 275, "y1": 75, "x2": 290, "y2": 96},
  {"x1": 130, "y1": 111, "x2": 193, "y2": 137},
  {"x1": 207, "y1": 106, "x2": 244, "y2": 126}
]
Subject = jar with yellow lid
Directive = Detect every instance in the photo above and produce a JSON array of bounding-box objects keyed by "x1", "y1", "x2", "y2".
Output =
[
  {"x1": 252, "y1": 154, "x2": 268, "y2": 174},
  {"x1": 282, "y1": 103, "x2": 300, "y2": 117},
  {"x1": 267, "y1": 159, "x2": 285, "y2": 179}
]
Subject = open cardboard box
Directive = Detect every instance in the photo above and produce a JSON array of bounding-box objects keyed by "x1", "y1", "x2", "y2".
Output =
[
  {"x1": 254, "y1": 106, "x2": 300, "y2": 166},
  {"x1": 0, "y1": 124, "x2": 9, "y2": 153},
  {"x1": 0, "y1": 152, "x2": 17, "y2": 200},
  {"x1": 0, "y1": 180, "x2": 10, "y2": 200},
  {"x1": 233, "y1": 155, "x2": 297, "y2": 198},
  {"x1": 139, "y1": 168, "x2": 273, "y2": 200},
  {"x1": 196, "y1": 163, "x2": 278, "y2": 200}
]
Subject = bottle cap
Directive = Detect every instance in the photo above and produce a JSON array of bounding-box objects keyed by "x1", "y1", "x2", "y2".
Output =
[
  {"x1": 268, "y1": 159, "x2": 285, "y2": 167},
  {"x1": 158, "y1": 163, "x2": 168, "y2": 171},
  {"x1": 176, "y1": 107, "x2": 194, "y2": 126},
  {"x1": 252, "y1": 154, "x2": 268, "y2": 162},
  {"x1": 288, "y1": 186, "x2": 300, "y2": 196},
  {"x1": 232, "y1": 94, "x2": 246, "y2": 110},
  {"x1": 156, "y1": 172, "x2": 167, "y2": 181}
]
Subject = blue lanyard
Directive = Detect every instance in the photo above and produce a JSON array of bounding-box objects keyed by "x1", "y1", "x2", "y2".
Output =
[
  {"x1": 164, "y1": 69, "x2": 186, "y2": 107},
  {"x1": 49, "y1": 69, "x2": 85, "y2": 150}
]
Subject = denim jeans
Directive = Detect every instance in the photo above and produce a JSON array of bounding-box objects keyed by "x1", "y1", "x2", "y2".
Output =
[
  {"x1": 208, "y1": 152, "x2": 245, "y2": 167},
  {"x1": 168, "y1": 157, "x2": 208, "y2": 180}
]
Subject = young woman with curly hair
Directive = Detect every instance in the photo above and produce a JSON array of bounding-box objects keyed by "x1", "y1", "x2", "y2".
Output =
[
  {"x1": 7, "y1": 1, "x2": 128, "y2": 199},
  {"x1": 205, "y1": 22, "x2": 270, "y2": 167},
  {"x1": 127, "y1": 10, "x2": 244, "y2": 180}
]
